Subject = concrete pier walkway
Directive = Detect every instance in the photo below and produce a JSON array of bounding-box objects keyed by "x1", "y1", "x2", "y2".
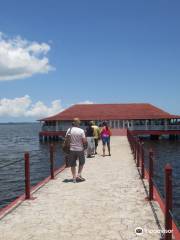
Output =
[{"x1": 0, "y1": 137, "x2": 164, "y2": 240}]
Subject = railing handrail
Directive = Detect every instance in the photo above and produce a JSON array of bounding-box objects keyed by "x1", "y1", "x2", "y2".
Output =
[{"x1": 0, "y1": 159, "x2": 23, "y2": 170}]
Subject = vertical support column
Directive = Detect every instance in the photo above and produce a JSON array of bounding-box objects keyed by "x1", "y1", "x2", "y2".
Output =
[
  {"x1": 145, "y1": 120, "x2": 148, "y2": 130},
  {"x1": 164, "y1": 119, "x2": 168, "y2": 131},
  {"x1": 149, "y1": 150, "x2": 154, "y2": 201},
  {"x1": 117, "y1": 120, "x2": 120, "y2": 129},
  {"x1": 131, "y1": 138, "x2": 134, "y2": 155},
  {"x1": 164, "y1": 164, "x2": 172, "y2": 240},
  {"x1": 39, "y1": 133, "x2": 43, "y2": 142},
  {"x1": 134, "y1": 141, "x2": 136, "y2": 161},
  {"x1": 136, "y1": 140, "x2": 138, "y2": 167},
  {"x1": 126, "y1": 120, "x2": 129, "y2": 129},
  {"x1": 141, "y1": 143, "x2": 145, "y2": 179},
  {"x1": 137, "y1": 140, "x2": 140, "y2": 168},
  {"x1": 131, "y1": 120, "x2": 134, "y2": 130},
  {"x1": 50, "y1": 144, "x2": 55, "y2": 179},
  {"x1": 123, "y1": 120, "x2": 125, "y2": 129},
  {"x1": 134, "y1": 141, "x2": 137, "y2": 161},
  {"x1": 55, "y1": 121, "x2": 58, "y2": 131},
  {"x1": 24, "y1": 152, "x2": 31, "y2": 200}
]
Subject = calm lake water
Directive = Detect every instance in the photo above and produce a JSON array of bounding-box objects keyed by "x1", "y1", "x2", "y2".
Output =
[
  {"x1": 0, "y1": 123, "x2": 179, "y2": 227},
  {"x1": 0, "y1": 123, "x2": 64, "y2": 209},
  {"x1": 144, "y1": 138, "x2": 180, "y2": 227}
]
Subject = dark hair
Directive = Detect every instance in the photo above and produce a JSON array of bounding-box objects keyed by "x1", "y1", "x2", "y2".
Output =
[
  {"x1": 88, "y1": 121, "x2": 93, "y2": 126},
  {"x1": 102, "y1": 121, "x2": 109, "y2": 130},
  {"x1": 102, "y1": 121, "x2": 107, "y2": 126}
]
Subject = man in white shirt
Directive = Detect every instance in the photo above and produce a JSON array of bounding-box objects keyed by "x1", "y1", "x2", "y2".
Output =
[{"x1": 66, "y1": 118, "x2": 87, "y2": 183}]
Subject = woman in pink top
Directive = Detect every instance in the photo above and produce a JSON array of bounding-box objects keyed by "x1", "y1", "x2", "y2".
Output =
[{"x1": 100, "y1": 122, "x2": 111, "y2": 157}]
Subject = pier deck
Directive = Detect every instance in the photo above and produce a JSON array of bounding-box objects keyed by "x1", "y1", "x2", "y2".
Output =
[{"x1": 0, "y1": 137, "x2": 165, "y2": 240}]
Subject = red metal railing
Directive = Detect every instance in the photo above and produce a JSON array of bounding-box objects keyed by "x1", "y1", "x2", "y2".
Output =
[
  {"x1": 24, "y1": 145, "x2": 55, "y2": 198},
  {"x1": 22, "y1": 146, "x2": 56, "y2": 199},
  {"x1": 127, "y1": 129, "x2": 180, "y2": 240},
  {"x1": 0, "y1": 144, "x2": 65, "y2": 219}
]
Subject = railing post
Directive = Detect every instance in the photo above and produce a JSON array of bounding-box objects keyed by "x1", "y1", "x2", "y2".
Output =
[
  {"x1": 135, "y1": 141, "x2": 138, "y2": 162},
  {"x1": 132, "y1": 142, "x2": 134, "y2": 155},
  {"x1": 24, "y1": 152, "x2": 31, "y2": 199},
  {"x1": 141, "y1": 143, "x2": 145, "y2": 179},
  {"x1": 149, "y1": 149, "x2": 154, "y2": 201},
  {"x1": 133, "y1": 142, "x2": 136, "y2": 160},
  {"x1": 130, "y1": 134, "x2": 134, "y2": 155},
  {"x1": 164, "y1": 164, "x2": 172, "y2": 240},
  {"x1": 131, "y1": 138, "x2": 134, "y2": 155},
  {"x1": 137, "y1": 140, "x2": 140, "y2": 168},
  {"x1": 136, "y1": 141, "x2": 139, "y2": 162},
  {"x1": 50, "y1": 144, "x2": 55, "y2": 179}
]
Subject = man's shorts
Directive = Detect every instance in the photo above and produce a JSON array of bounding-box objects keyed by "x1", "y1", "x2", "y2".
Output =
[
  {"x1": 69, "y1": 150, "x2": 85, "y2": 167},
  {"x1": 102, "y1": 136, "x2": 110, "y2": 145}
]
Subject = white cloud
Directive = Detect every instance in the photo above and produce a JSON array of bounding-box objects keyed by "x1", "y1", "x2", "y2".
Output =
[
  {"x1": 0, "y1": 33, "x2": 54, "y2": 81},
  {"x1": 0, "y1": 95, "x2": 63, "y2": 118},
  {"x1": 77, "y1": 100, "x2": 94, "y2": 104},
  {"x1": 26, "y1": 100, "x2": 63, "y2": 118},
  {"x1": 0, "y1": 96, "x2": 95, "y2": 121}
]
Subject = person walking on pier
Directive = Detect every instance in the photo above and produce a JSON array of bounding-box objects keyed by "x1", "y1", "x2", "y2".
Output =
[
  {"x1": 85, "y1": 121, "x2": 95, "y2": 158},
  {"x1": 91, "y1": 121, "x2": 100, "y2": 154},
  {"x1": 101, "y1": 121, "x2": 111, "y2": 157},
  {"x1": 65, "y1": 118, "x2": 87, "y2": 183}
]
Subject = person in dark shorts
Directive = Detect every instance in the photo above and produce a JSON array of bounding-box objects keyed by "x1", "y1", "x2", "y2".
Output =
[{"x1": 65, "y1": 118, "x2": 87, "y2": 183}]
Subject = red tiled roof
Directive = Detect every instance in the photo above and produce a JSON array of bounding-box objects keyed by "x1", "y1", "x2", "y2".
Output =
[{"x1": 40, "y1": 103, "x2": 180, "y2": 121}]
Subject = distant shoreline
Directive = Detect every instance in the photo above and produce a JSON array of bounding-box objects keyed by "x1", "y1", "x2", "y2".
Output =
[{"x1": 0, "y1": 122, "x2": 39, "y2": 125}]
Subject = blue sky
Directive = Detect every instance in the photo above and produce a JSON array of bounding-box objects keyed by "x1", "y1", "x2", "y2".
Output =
[{"x1": 0, "y1": 0, "x2": 179, "y2": 121}]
